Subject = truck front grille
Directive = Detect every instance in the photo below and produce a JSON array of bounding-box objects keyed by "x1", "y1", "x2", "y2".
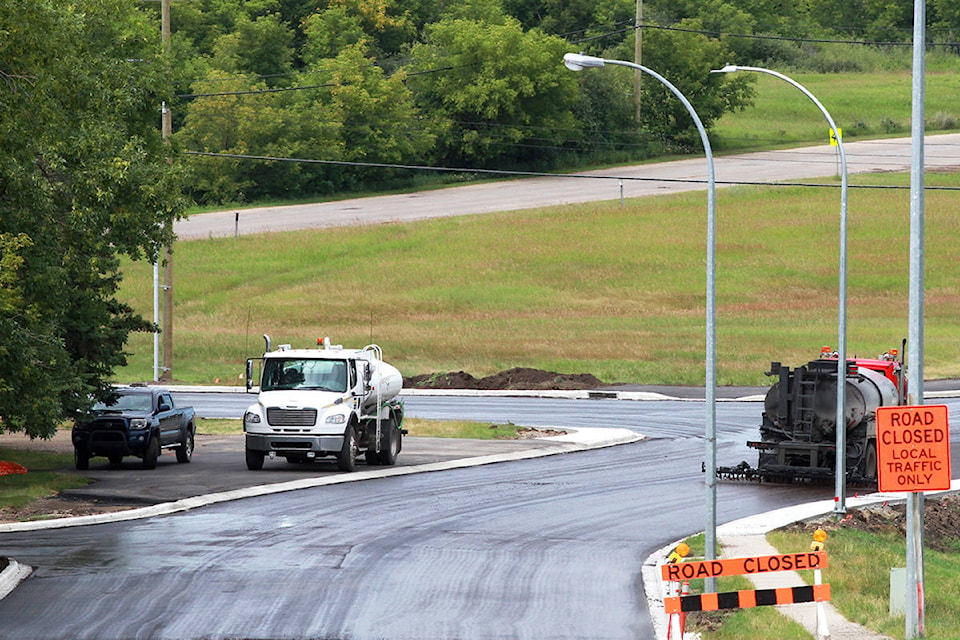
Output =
[
  {"x1": 90, "y1": 418, "x2": 127, "y2": 431},
  {"x1": 266, "y1": 407, "x2": 318, "y2": 427}
]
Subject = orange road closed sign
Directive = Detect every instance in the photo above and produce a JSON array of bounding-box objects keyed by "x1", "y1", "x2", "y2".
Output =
[
  {"x1": 876, "y1": 404, "x2": 952, "y2": 492},
  {"x1": 661, "y1": 552, "x2": 827, "y2": 582}
]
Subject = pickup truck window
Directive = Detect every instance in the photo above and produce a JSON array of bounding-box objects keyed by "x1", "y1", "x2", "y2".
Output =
[
  {"x1": 262, "y1": 358, "x2": 348, "y2": 393},
  {"x1": 92, "y1": 391, "x2": 153, "y2": 412}
]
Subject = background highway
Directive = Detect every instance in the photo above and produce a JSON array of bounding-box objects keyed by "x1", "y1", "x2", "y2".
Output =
[
  {"x1": 1, "y1": 392, "x2": 958, "y2": 639},
  {"x1": 175, "y1": 134, "x2": 960, "y2": 239}
]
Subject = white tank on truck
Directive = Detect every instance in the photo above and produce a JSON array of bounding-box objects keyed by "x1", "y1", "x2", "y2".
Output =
[{"x1": 243, "y1": 335, "x2": 405, "y2": 471}]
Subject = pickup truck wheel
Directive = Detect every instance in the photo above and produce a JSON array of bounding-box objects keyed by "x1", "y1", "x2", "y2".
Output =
[
  {"x1": 74, "y1": 448, "x2": 90, "y2": 471},
  {"x1": 142, "y1": 435, "x2": 159, "y2": 470},
  {"x1": 176, "y1": 430, "x2": 194, "y2": 463},
  {"x1": 337, "y1": 425, "x2": 357, "y2": 472},
  {"x1": 246, "y1": 449, "x2": 265, "y2": 470}
]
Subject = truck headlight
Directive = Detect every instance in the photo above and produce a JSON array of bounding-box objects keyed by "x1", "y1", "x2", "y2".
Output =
[
  {"x1": 129, "y1": 418, "x2": 148, "y2": 430},
  {"x1": 325, "y1": 414, "x2": 347, "y2": 424},
  {"x1": 244, "y1": 412, "x2": 261, "y2": 424}
]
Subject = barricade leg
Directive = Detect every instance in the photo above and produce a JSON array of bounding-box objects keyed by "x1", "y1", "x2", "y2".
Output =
[{"x1": 815, "y1": 568, "x2": 830, "y2": 639}]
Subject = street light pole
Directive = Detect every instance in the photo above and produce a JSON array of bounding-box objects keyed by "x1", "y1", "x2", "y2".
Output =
[
  {"x1": 563, "y1": 53, "x2": 719, "y2": 589},
  {"x1": 160, "y1": 0, "x2": 174, "y2": 382},
  {"x1": 712, "y1": 64, "x2": 849, "y2": 514}
]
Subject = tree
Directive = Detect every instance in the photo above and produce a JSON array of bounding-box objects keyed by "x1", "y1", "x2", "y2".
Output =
[
  {"x1": 211, "y1": 13, "x2": 296, "y2": 85},
  {"x1": 605, "y1": 25, "x2": 754, "y2": 150},
  {"x1": 408, "y1": 17, "x2": 581, "y2": 168},
  {"x1": 0, "y1": 0, "x2": 185, "y2": 438}
]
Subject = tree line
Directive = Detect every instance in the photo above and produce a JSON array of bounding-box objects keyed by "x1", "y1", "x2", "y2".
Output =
[
  {"x1": 166, "y1": 0, "x2": 960, "y2": 205},
  {"x1": 1, "y1": 0, "x2": 956, "y2": 437}
]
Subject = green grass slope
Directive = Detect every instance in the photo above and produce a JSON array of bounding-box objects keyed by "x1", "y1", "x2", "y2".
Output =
[{"x1": 115, "y1": 170, "x2": 960, "y2": 387}]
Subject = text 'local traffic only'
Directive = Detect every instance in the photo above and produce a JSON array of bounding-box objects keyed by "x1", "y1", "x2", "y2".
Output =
[
  {"x1": 875, "y1": 404, "x2": 952, "y2": 492},
  {"x1": 661, "y1": 552, "x2": 827, "y2": 582}
]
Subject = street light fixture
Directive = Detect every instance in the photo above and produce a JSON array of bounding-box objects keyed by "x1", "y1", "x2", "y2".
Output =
[
  {"x1": 712, "y1": 64, "x2": 850, "y2": 514},
  {"x1": 563, "y1": 53, "x2": 719, "y2": 585}
]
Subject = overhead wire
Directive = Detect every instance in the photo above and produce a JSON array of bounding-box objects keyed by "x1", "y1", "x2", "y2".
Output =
[{"x1": 183, "y1": 150, "x2": 960, "y2": 192}]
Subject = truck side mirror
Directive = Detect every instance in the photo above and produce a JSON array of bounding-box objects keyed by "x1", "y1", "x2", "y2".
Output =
[
  {"x1": 158, "y1": 402, "x2": 171, "y2": 413},
  {"x1": 363, "y1": 362, "x2": 372, "y2": 391},
  {"x1": 246, "y1": 359, "x2": 255, "y2": 392}
]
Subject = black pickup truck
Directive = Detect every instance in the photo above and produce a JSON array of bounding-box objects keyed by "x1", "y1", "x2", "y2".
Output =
[{"x1": 72, "y1": 385, "x2": 196, "y2": 470}]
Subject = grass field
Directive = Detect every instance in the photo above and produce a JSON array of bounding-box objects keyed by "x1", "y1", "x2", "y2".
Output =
[
  {"x1": 765, "y1": 528, "x2": 960, "y2": 640},
  {"x1": 710, "y1": 69, "x2": 960, "y2": 150},
  {"x1": 678, "y1": 525, "x2": 960, "y2": 640},
  {"x1": 114, "y1": 168, "x2": 960, "y2": 387}
]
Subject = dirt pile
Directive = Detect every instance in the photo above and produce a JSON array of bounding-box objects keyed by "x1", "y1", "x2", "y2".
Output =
[
  {"x1": 404, "y1": 367, "x2": 608, "y2": 390},
  {"x1": 783, "y1": 493, "x2": 960, "y2": 553}
]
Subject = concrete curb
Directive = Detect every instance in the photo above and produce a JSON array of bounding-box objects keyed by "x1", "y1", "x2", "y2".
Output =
[
  {"x1": 168, "y1": 384, "x2": 760, "y2": 402},
  {"x1": 0, "y1": 427, "x2": 640, "y2": 535},
  {"x1": 164, "y1": 383, "x2": 960, "y2": 402},
  {"x1": 0, "y1": 427, "x2": 641, "y2": 600},
  {"x1": 0, "y1": 560, "x2": 31, "y2": 602}
]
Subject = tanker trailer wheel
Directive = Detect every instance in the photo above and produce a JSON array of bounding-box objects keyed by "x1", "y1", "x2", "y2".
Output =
[
  {"x1": 245, "y1": 448, "x2": 265, "y2": 470},
  {"x1": 364, "y1": 416, "x2": 400, "y2": 466},
  {"x1": 376, "y1": 419, "x2": 400, "y2": 466},
  {"x1": 337, "y1": 425, "x2": 358, "y2": 472},
  {"x1": 863, "y1": 440, "x2": 878, "y2": 481}
]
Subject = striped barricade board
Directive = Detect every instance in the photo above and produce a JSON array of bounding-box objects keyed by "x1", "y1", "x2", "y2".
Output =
[
  {"x1": 664, "y1": 583, "x2": 831, "y2": 613},
  {"x1": 662, "y1": 551, "x2": 830, "y2": 613}
]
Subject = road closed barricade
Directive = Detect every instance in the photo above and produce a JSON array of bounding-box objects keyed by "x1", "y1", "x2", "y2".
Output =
[{"x1": 661, "y1": 551, "x2": 831, "y2": 614}]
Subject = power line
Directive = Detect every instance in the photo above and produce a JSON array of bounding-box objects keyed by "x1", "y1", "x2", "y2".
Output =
[{"x1": 183, "y1": 150, "x2": 960, "y2": 191}]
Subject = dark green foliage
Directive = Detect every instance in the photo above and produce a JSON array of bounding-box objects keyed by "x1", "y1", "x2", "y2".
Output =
[{"x1": 0, "y1": 0, "x2": 185, "y2": 438}]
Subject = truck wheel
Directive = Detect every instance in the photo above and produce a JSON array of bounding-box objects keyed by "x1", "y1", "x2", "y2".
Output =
[
  {"x1": 864, "y1": 440, "x2": 877, "y2": 481},
  {"x1": 74, "y1": 448, "x2": 90, "y2": 471},
  {"x1": 176, "y1": 430, "x2": 194, "y2": 463},
  {"x1": 142, "y1": 435, "x2": 159, "y2": 470},
  {"x1": 337, "y1": 425, "x2": 358, "y2": 472},
  {"x1": 376, "y1": 423, "x2": 400, "y2": 466},
  {"x1": 246, "y1": 449, "x2": 265, "y2": 470}
]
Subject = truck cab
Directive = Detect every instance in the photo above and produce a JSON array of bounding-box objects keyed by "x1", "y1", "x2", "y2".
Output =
[{"x1": 243, "y1": 337, "x2": 404, "y2": 472}]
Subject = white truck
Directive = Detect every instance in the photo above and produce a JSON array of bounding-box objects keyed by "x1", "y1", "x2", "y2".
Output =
[{"x1": 243, "y1": 336, "x2": 405, "y2": 471}]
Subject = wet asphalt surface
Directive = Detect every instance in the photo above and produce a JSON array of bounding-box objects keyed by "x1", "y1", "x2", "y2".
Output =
[{"x1": 59, "y1": 434, "x2": 564, "y2": 506}]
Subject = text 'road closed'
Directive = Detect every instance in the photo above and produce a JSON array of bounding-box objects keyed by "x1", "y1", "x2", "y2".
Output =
[
  {"x1": 661, "y1": 552, "x2": 827, "y2": 582},
  {"x1": 876, "y1": 404, "x2": 952, "y2": 493}
]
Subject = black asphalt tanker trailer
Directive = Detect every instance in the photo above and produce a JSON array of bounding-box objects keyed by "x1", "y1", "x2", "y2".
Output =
[{"x1": 720, "y1": 347, "x2": 905, "y2": 484}]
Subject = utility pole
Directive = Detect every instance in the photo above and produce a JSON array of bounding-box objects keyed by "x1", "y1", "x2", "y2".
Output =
[
  {"x1": 160, "y1": 0, "x2": 174, "y2": 382},
  {"x1": 634, "y1": 0, "x2": 643, "y2": 123}
]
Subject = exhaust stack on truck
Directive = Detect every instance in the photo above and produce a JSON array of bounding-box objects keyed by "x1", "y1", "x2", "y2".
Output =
[{"x1": 243, "y1": 336, "x2": 405, "y2": 471}]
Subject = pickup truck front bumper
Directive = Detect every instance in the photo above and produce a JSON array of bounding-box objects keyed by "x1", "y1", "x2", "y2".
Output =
[{"x1": 72, "y1": 428, "x2": 149, "y2": 456}]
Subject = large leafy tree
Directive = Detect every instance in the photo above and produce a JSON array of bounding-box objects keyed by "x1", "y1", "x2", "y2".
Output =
[
  {"x1": 0, "y1": 0, "x2": 184, "y2": 438},
  {"x1": 408, "y1": 16, "x2": 581, "y2": 168},
  {"x1": 606, "y1": 25, "x2": 754, "y2": 150}
]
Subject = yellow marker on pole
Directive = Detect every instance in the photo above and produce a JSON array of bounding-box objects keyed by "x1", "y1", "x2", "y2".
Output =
[
  {"x1": 810, "y1": 528, "x2": 828, "y2": 552},
  {"x1": 829, "y1": 128, "x2": 842, "y2": 146},
  {"x1": 668, "y1": 542, "x2": 690, "y2": 564}
]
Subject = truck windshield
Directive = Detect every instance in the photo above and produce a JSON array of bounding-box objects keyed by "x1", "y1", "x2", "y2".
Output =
[
  {"x1": 92, "y1": 392, "x2": 153, "y2": 412},
  {"x1": 262, "y1": 358, "x2": 348, "y2": 392}
]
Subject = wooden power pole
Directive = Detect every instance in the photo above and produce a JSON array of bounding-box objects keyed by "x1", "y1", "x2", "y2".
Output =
[{"x1": 634, "y1": 0, "x2": 642, "y2": 123}]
